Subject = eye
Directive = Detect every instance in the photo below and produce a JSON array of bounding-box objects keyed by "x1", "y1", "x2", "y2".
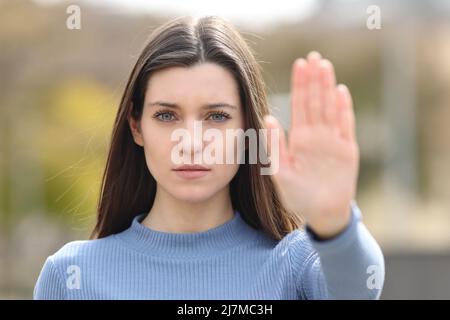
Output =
[
  {"x1": 153, "y1": 110, "x2": 176, "y2": 122},
  {"x1": 207, "y1": 111, "x2": 231, "y2": 122}
]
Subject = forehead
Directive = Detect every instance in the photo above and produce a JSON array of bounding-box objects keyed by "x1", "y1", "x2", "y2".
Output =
[{"x1": 145, "y1": 62, "x2": 240, "y2": 103}]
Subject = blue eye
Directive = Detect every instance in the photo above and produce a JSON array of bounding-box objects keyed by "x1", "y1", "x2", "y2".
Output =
[
  {"x1": 207, "y1": 112, "x2": 231, "y2": 122},
  {"x1": 153, "y1": 111, "x2": 176, "y2": 122},
  {"x1": 152, "y1": 110, "x2": 231, "y2": 123}
]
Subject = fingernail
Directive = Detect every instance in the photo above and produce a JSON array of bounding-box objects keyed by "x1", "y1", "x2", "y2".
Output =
[
  {"x1": 294, "y1": 58, "x2": 307, "y2": 67},
  {"x1": 307, "y1": 51, "x2": 321, "y2": 60},
  {"x1": 337, "y1": 84, "x2": 348, "y2": 92}
]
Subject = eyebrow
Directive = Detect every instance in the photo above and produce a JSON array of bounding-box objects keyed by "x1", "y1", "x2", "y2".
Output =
[{"x1": 147, "y1": 101, "x2": 238, "y2": 110}]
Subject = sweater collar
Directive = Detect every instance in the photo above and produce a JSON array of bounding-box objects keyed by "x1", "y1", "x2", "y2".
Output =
[{"x1": 115, "y1": 210, "x2": 259, "y2": 258}]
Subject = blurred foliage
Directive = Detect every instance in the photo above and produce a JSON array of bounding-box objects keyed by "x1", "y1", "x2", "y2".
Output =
[
  {"x1": 40, "y1": 78, "x2": 116, "y2": 222},
  {"x1": 1, "y1": 0, "x2": 450, "y2": 300},
  {"x1": 0, "y1": 0, "x2": 449, "y2": 229}
]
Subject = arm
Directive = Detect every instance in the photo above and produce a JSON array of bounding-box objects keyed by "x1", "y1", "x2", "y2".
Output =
[
  {"x1": 264, "y1": 51, "x2": 384, "y2": 298},
  {"x1": 33, "y1": 256, "x2": 66, "y2": 300},
  {"x1": 295, "y1": 202, "x2": 385, "y2": 299}
]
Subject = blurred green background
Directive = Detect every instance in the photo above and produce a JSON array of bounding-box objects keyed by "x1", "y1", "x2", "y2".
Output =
[{"x1": 1, "y1": 0, "x2": 450, "y2": 299}]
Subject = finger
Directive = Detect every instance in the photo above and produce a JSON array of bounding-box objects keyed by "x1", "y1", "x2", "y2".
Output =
[
  {"x1": 291, "y1": 58, "x2": 309, "y2": 128},
  {"x1": 306, "y1": 51, "x2": 322, "y2": 124},
  {"x1": 319, "y1": 59, "x2": 337, "y2": 125},
  {"x1": 335, "y1": 84, "x2": 355, "y2": 140},
  {"x1": 263, "y1": 115, "x2": 290, "y2": 171}
]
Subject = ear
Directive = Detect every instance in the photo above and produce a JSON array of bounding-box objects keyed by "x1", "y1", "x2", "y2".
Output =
[{"x1": 128, "y1": 103, "x2": 144, "y2": 147}]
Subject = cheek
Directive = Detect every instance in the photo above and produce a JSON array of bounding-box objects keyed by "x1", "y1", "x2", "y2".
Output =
[
  {"x1": 140, "y1": 126, "x2": 173, "y2": 173},
  {"x1": 212, "y1": 162, "x2": 240, "y2": 184},
  {"x1": 202, "y1": 125, "x2": 246, "y2": 176},
  {"x1": 223, "y1": 129, "x2": 247, "y2": 165},
  {"x1": 227, "y1": 163, "x2": 241, "y2": 180}
]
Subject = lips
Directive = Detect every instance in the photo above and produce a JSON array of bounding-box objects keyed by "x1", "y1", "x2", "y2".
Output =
[
  {"x1": 173, "y1": 164, "x2": 211, "y2": 171},
  {"x1": 172, "y1": 164, "x2": 211, "y2": 179}
]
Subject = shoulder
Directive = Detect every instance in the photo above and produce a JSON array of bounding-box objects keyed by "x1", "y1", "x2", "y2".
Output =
[
  {"x1": 252, "y1": 223, "x2": 317, "y2": 264},
  {"x1": 48, "y1": 235, "x2": 117, "y2": 267},
  {"x1": 283, "y1": 228, "x2": 319, "y2": 274},
  {"x1": 33, "y1": 235, "x2": 118, "y2": 299},
  {"x1": 37, "y1": 235, "x2": 119, "y2": 283}
]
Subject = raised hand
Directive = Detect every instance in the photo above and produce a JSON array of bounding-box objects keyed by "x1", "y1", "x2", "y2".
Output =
[{"x1": 264, "y1": 51, "x2": 360, "y2": 239}]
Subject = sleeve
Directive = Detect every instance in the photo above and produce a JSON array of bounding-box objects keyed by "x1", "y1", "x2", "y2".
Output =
[
  {"x1": 290, "y1": 200, "x2": 385, "y2": 300},
  {"x1": 33, "y1": 255, "x2": 66, "y2": 300}
]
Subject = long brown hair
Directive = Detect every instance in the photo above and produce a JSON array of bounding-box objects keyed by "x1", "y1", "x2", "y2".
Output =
[{"x1": 90, "y1": 15, "x2": 303, "y2": 241}]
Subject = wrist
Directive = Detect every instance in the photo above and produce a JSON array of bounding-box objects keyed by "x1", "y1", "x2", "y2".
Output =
[{"x1": 306, "y1": 206, "x2": 352, "y2": 240}]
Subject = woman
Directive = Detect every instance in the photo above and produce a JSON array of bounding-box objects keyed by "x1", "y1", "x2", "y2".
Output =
[{"x1": 34, "y1": 15, "x2": 384, "y2": 299}]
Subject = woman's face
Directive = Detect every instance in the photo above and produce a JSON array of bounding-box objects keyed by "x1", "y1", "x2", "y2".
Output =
[{"x1": 130, "y1": 62, "x2": 245, "y2": 202}]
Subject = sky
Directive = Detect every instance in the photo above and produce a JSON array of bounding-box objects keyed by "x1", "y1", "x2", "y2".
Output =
[{"x1": 33, "y1": 0, "x2": 321, "y2": 29}]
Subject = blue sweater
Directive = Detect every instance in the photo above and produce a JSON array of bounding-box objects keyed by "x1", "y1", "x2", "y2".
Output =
[{"x1": 33, "y1": 201, "x2": 384, "y2": 299}]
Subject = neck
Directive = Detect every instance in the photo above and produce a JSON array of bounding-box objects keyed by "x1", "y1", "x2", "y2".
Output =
[{"x1": 142, "y1": 185, "x2": 235, "y2": 234}]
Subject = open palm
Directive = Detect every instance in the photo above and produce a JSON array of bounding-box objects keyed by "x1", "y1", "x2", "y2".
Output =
[{"x1": 264, "y1": 52, "x2": 360, "y2": 239}]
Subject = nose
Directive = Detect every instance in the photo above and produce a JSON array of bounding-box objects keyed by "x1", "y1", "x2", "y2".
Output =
[{"x1": 181, "y1": 118, "x2": 204, "y2": 162}]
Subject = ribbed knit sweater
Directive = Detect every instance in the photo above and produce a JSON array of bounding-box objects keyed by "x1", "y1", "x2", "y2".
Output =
[{"x1": 33, "y1": 201, "x2": 384, "y2": 299}]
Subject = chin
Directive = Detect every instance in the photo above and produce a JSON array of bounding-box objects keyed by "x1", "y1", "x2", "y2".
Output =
[{"x1": 169, "y1": 186, "x2": 218, "y2": 203}]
